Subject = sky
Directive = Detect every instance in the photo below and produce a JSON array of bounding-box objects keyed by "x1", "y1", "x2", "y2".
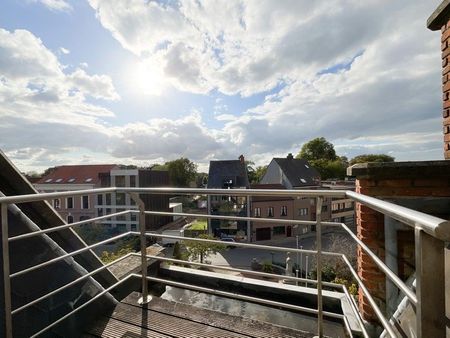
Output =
[{"x1": 0, "y1": 0, "x2": 445, "y2": 173}]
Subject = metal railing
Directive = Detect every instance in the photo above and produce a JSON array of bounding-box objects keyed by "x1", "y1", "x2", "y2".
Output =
[{"x1": 1, "y1": 187, "x2": 449, "y2": 338}]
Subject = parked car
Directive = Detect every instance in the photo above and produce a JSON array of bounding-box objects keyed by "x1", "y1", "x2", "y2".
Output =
[{"x1": 220, "y1": 237, "x2": 236, "y2": 248}]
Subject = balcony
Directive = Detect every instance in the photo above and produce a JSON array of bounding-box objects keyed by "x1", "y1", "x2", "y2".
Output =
[{"x1": 0, "y1": 187, "x2": 449, "y2": 337}]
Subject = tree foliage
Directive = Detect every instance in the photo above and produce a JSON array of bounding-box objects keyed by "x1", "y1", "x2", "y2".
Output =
[
  {"x1": 349, "y1": 154, "x2": 395, "y2": 165},
  {"x1": 153, "y1": 157, "x2": 197, "y2": 187},
  {"x1": 184, "y1": 234, "x2": 226, "y2": 264},
  {"x1": 297, "y1": 137, "x2": 337, "y2": 162}
]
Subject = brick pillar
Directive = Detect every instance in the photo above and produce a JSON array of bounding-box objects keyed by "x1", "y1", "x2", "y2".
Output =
[
  {"x1": 428, "y1": 1, "x2": 450, "y2": 159},
  {"x1": 348, "y1": 161, "x2": 450, "y2": 326},
  {"x1": 355, "y1": 180, "x2": 386, "y2": 323}
]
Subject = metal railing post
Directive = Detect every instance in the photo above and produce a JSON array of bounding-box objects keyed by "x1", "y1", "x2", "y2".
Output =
[
  {"x1": 1, "y1": 203, "x2": 13, "y2": 338},
  {"x1": 129, "y1": 193, "x2": 151, "y2": 305},
  {"x1": 315, "y1": 196, "x2": 323, "y2": 338},
  {"x1": 415, "y1": 228, "x2": 446, "y2": 337}
]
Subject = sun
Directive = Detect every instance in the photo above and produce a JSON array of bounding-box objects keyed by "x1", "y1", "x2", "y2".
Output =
[{"x1": 130, "y1": 61, "x2": 167, "y2": 96}]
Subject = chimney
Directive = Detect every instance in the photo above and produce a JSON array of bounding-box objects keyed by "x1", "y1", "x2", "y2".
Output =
[
  {"x1": 287, "y1": 153, "x2": 294, "y2": 160},
  {"x1": 239, "y1": 154, "x2": 245, "y2": 163},
  {"x1": 428, "y1": 1, "x2": 450, "y2": 159}
]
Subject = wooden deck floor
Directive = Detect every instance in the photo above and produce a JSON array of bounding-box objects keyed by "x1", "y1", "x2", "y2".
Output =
[{"x1": 84, "y1": 292, "x2": 313, "y2": 338}]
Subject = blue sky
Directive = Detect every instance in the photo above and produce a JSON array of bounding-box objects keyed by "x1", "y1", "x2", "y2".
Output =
[{"x1": 0, "y1": 0, "x2": 445, "y2": 172}]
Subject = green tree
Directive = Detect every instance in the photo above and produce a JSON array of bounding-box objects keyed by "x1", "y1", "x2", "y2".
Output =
[
  {"x1": 297, "y1": 137, "x2": 337, "y2": 161},
  {"x1": 184, "y1": 234, "x2": 226, "y2": 264},
  {"x1": 349, "y1": 154, "x2": 395, "y2": 165},
  {"x1": 153, "y1": 158, "x2": 197, "y2": 187},
  {"x1": 296, "y1": 138, "x2": 347, "y2": 179}
]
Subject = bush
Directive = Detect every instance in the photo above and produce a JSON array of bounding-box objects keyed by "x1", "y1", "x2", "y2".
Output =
[{"x1": 262, "y1": 261, "x2": 274, "y2": 273}]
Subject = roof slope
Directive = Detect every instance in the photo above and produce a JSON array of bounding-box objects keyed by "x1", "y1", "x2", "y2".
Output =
[
  {"x1": 273, "y1": 157, "x2": 320, "y2": 187},
  {"x1": 250, "y1": 184, "x2": 293, "y2": 202},
  {"x1": 0, "y1": 151, "x2": 117, "y2": 336},
  {"x1": 37, "y1": 164, "x2": 117, "y2": 184},
  {"x1": 207, "y1": 160, "x2": 249, "y2": 189}
]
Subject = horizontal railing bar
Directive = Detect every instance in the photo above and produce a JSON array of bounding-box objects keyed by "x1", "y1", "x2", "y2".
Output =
[
  {"x1": 11, "y1": 253, "x2": 133, "y2": 315},
  {"x1": 347, "y1": 190, "x2": 450, "y2": 241},
  {"x1": 140, "y1": 209, "x2": 339, "y2": 227},
  {"x1": 0, "y1": 187, "x2": 117, "y2": 204},
  {"x1": 133, "y1": 232, "x2": 342, "y2": 257},
  {"x1": 0, "y1": 187, "x2": 346, "y2": 205},
  {"x1": 9, "y1": 210, "x2": 132, "y2": 242},
  {"x1": 131, "y1": 274, "x2": 344, "y2": 320},
  {"x1": 10, "y1": 232, "x2": 132, "y2": 279},
  {"x1": 336, "y1": 222, "x2": 417, "y2": 304},
  {"x1": 131, "y1": 253, "x2": 340, "y2": 288},
  {"x1": 119, "y1": 187, "x2": 347, "y2": 198},
  {"x1": 29, "y1": 274, "x2": 132, "y2": 338},
  {"x1": 341, "y1": 284, "x2": 369, "y2": 338},
  {"x1": 341, "y1": 254, "x2": 397, "y2": 338}
]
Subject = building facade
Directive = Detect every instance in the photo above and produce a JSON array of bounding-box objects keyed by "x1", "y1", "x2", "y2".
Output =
[
  {"x1": 35, "y1": 165, "x2": 171, "y2": 231},
  {"x1": 207, "y1": 155, "x2": 250, "y2": 240}
]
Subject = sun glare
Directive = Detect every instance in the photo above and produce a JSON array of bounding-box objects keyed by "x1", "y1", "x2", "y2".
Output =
[{"x1": 130, "y1": 61, "x2": 167, "y2": 96}]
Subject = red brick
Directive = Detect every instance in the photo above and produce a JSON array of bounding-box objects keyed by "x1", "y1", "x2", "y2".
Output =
[
  {"x1": 443, "y1": 57, "x2": 449, "y2": 68},
  {"x1": 356, "y1": 179, "x2": 377, "y2": 187},
  {"x1": 377, "y1": 179, "x2": 412, "y2": 187},
  {"x1": 443, "y1": 74, "x2": 449, "y2": 84},
  {"x1": 443, "y1": 46, "x2": 450, "y2": 59},
  {"x1": 413, "y1": 179, "x2": 447, "y2": 187},
  {"x1": 443, "y1": 40, "x2": 449, "y2": 51},
  {"x1": 444, "y1": 109, "x2": 450, "y2": 118},
  {"x1": 442, "y1": 28, "x2": 450, "y2": 42},
  {"x1": 442, "y1": 63, "x2": 450, "y2": 75}
]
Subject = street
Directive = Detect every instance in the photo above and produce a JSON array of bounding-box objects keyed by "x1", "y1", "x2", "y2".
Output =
[{"x1": 208, "y1": 231, "x2": 350, "y2": 273}]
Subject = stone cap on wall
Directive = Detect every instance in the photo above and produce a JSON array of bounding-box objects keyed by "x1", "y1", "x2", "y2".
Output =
[
  {"x1": 347, "y1": 161, "x2": 450, "y2": 179},
  {"x1": 428, "y1": 0, "x2": 450, "y2": 31}
]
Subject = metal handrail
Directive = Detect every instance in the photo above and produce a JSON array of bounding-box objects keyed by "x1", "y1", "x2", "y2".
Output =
[{"x1": 1, "y1": 186, "x2": 448, "y2": 338}]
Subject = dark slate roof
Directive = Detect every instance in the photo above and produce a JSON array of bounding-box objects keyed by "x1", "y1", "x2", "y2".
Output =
[
  {"x1": 0, "y1": 151, "x2": 117, "y2": 337},
  {"x1": 273, "y1": 158, "x2": 320, "y2": 187},
  {"x1": 207, "y1": 160, "x2": 249, "y2": 189}
]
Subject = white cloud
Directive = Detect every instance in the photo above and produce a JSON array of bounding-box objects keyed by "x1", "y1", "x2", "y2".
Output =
[
  {"x1": 59, "y1": 47, "x2": 70, "y2": 54},
  {"x1": 31, "y1": 0, "x2": 72, "y2": 12},
  {"x1": 67, "y1": 68, "x2": 120, "y2": 100}
]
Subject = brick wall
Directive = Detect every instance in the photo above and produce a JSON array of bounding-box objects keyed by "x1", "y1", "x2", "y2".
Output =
[
  {"x1": 349, "y1": 161, "x2": 450, "y2": 325},
  {"x1": 442, "y1": 20, "x2": 450, "y2": 159}
]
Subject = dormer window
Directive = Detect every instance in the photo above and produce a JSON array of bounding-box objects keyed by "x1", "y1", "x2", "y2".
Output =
[
  {"x1": 45, "y1": 178, "x2": 52, "y2": 183},
  {"x1": 300, "y1": 178, "x2": 307, "y2": 184},
  {"x1": 68, "y1": 178, "x2": 75, "y2": 183},
  {"x1": 85, "y1": 178, "x2": 93, "y2": 183},
  {"x1": 55, "y1": 178, "x2": 62, "y2": 183}
]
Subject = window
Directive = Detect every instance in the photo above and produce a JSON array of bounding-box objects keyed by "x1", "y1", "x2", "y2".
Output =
[
  {"x1": 97, "y1": 194, "x2": 103, "y2": 206},
  {"x1": 98, "y1": 208, "x2": 103, "y2": 216},
  {"x1": 106, "y1": 193, "x2": 111, "y2": 205},
  {"x1": 66, "y1": 197, "x2": 73, "y2": 209},
  {"x1": 115, "y1": 175, "x2": 125, "y2": 187},
  {"x1": 267, "y1": 207, "x2": 274, "y2": 217},
  {"x1": 298, "y1": 208, "x2": 308, "y2": 216},
  {"x1": 131, "y1": 224, "x2": 137, "y2": 231},
  {"x1": 68, "y1": 178, "x2": 75, "y2": 183},
  {"x1": 53, "y1": 199, "x2": 60, "y2": 209},
  {"x1": 273, "y1": 226, "x2": 285, "y2": 235},
  {"x1": 85, "y1": 178, "x2": 93, "y2": 183},
  {"x1": 44, "y1": 178, "x2": 52, "y2": 183},
  {"x1": 254, "y1": 207, "x2": 261, "y2": 217},
  {"x1": 281, "y1": 206, "x2": 287, "y2": 216},
  {"x1": 80, "y1": 216, "x2": 90, "y2": 222},
  {"x1": 55, "y1": 178, "x2": 62, "y2": 183},
  {"x1": 131, "y1": 214, "x2": 137, "y2": 222},
  {"x1": 81, "y1": 195, "x2": 89, "y2": 209},
  {"x1": 332, "y1": 203, "x2": 339, "y2": 211},
  {"x1": 130, "y1": 175, "x2": 136, "y2": 187},
  {"x1": 300, "y1": 178, "x2": 307, "y2": 184},
  {"x1": 116, "y1": 192, "x2": 126, "y2": 205},
  {"x1": 322, "y1": 205, "x2": 328, "y2": 212},
  {"x1": 67, "y1": 215, "x2": 74, "y2": 223}
]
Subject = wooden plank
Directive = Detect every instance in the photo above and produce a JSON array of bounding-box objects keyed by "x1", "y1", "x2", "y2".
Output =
[
  {"x1": 110, "y1": 302, "x2": 248, "y2": 338},
  {"x1": 120, "y1": 292, "x2": 312, "y2": 338},
  {"x1": 85, "y1": 316, "x2": 172, "y2": 338}
]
